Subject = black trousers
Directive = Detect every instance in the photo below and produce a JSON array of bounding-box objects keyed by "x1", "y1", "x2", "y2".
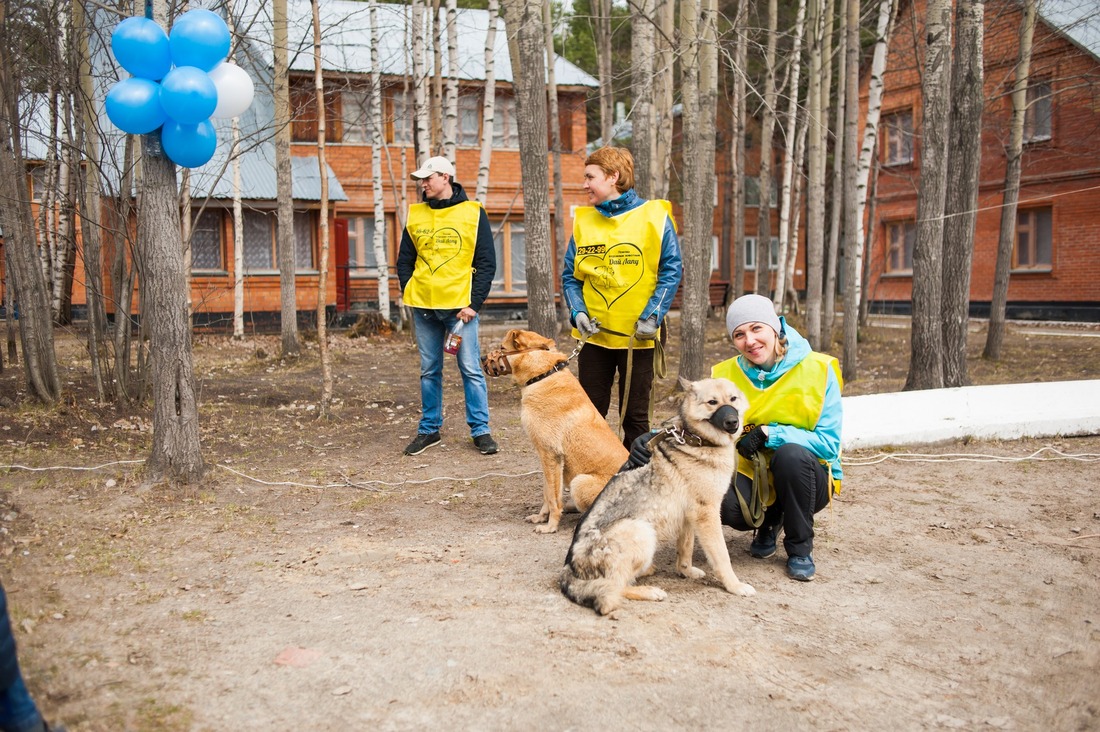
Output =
[
  {"x1": 719, "y1": 443, "x2": 832, "y2": 558},
  {"x1": 577, "y1": 343, "x2": 655, "y2": 448}
]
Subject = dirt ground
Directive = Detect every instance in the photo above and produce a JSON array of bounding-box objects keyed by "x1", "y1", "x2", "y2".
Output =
[{"x1": 1, "y1": 314, "x2": 1098, "y2": 731}]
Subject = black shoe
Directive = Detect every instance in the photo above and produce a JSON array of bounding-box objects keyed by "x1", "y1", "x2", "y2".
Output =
[
  {"x1": 403, "y1": 432, "x2": 441, "y2": 456},
  {"x1": 749, "y1": 523, "x2": 780, "y2": 559},
  {"x1": 472, "y1": 434, "x2": 499, "y2": 455}
]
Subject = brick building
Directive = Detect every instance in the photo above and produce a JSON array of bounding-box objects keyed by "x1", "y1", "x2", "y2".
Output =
[{"x1": 863, "y1": 0, "x2": 1100, "y2": 321}]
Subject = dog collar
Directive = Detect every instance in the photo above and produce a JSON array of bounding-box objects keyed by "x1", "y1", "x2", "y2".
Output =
[
  {"x1": 659, "y1": 424, "x2": 718, "y2": 448},
  {"x1": 524, "y1": 359, "x2": 570, "y2": 387}
]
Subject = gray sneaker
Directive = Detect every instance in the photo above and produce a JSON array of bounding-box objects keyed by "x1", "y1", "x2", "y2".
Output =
[
  {"x1": 403, "y1": 432, "x2": 441, "y2": 456},
  {"x1": 472, "y1": 434, "x2": 498, "y2": 455}
]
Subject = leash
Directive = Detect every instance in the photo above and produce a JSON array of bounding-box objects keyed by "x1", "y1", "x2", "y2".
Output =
[
  {"x1": 596, "y1": 325, "x2": 665, "y2": 438},
  {"x1": 735, "y1": 451, "x2": 776, "y2": 529}
]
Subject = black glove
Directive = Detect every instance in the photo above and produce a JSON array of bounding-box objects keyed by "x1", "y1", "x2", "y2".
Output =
[
  {"x1": 618, "y1": 430, "x2": 656, "y2": 473},
  {"x1": 736, "y1": 426, "x2": 768, "y2": 460}
]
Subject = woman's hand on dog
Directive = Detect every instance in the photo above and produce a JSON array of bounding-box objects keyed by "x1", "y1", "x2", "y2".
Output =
[
  {"x1": 736, "y1": 426, "x2": 769, "y2": 459},
  {"x1": 619, "y1": 430, "x2": 657, "y2": 473}
]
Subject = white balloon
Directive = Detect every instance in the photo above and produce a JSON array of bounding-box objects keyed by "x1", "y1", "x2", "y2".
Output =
[{"x1": 209, "y1": 61, "x2": 254, "y2": 119}]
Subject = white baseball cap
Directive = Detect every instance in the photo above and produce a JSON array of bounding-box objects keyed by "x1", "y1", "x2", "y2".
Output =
[{"x1": 411, "y1": 156, "x2": 456, "y2": 180}]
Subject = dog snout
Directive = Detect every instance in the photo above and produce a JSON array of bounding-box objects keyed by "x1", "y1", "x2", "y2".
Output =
[{"x1": 709, "y1": 405, "x2": 741, "y2": 434}]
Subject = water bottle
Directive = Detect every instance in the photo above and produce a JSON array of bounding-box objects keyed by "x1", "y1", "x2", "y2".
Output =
[{"x1": 444, "y1": 320, "x2": 464, "y2": 355}]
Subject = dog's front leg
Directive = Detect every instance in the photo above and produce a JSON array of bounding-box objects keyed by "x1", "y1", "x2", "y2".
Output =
[
  {"x1": 528, "y1": 452, "x2": 565, "y2": 533},
  {"x1": 675, "y1": 520, "x2": 706, "y2": 580},
  {"x1": 693, "y1": 510, "x2": 756, "y2": 597}
]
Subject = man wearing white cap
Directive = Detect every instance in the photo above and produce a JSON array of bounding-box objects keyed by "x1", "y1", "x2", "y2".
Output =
[{"x1": 397, "y1": 156, "x2": 498, "y2": 457}]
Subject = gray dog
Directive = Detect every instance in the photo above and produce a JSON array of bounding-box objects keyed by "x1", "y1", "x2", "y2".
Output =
[{"x1": 560, "y1": 377, "x2": 757, "y2": 615}]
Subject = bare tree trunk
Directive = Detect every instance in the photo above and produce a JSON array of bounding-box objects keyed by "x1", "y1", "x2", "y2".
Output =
[
  {"x1": 595, "y1": 0, "x2": 613, "y2": 144},
  {"x1": 824, "y1": 0, "x2": 845, "y2": 339},
  {"x1": 652, "y1": 1, "x2": 675, "y2": 200},
  {"x1": 274, "y1": 0, "x2": 300, "y2": 356},
  {"x1": 113, "y1": 139, "x2": 139, "y2": 405},
  {"x1": 500, "y1": 0, "x2": 555, "y2": 336},
  {"x1": 371, "y1": 5, "x2": 391, "y2": 322},
  {"x1": 984, "y1": 0, "x2": 1035, "y2": 360},
  {"x1": 756, "y1": 0, "x2": 778, "y2": 298},
  {"x1": 786, "y1": 116, "x2": 809, "y2": 313},
  {"x1": 312, "y1": 0, "x2": 333, "y2": 416},
  {"x1": 545, "y1": 0, "x2": 568, "y2": 325},
  {"x1": 0, "y1": 3, "x2": 60, "y2": 402},
  {"x1": 941, "y1": 0, "x2": 984, "y2": 387},
  {"x1": 775, "y1": 0, "x2": 807, "y2": 313},
  {"x1": 677, "y1": 0, "x2": 718, "y2": 381},
  {"x1": 731, "y1": 5, "x2": 747, "y2": 300},
  {"x1": 859, "y1": 154, "x2": 881, "y2": 325},
  {"x1": 232, "y1": 118, "x2": 244, "y2": 338},
  {"x1": 432, "y1": 0, "x2": 443, "y2": 154},
  {"x1": 806, "y1": 0, "x2": 830, "y2": 345},
  {"x1": 475, "y1": 0, "x2": 499, "y2": 203},
  {"x1": 412, "y1": 0, "x2": 431, "y2": 163},
  {"x1": 841, "y1": 0, "x2": 861, "y2": 383},
  {"x1": 630, "y1": 0, "x2": 654, "y2": 198},
  {"x1": 904, "y1": 0, "x2": 952, "y2": 391},
  {"x1": 443, "y1": 0, "x2": 458, "y2": 161},
  {"x1": 3, "y1": 250, "x2": 15, "y2": 365}
]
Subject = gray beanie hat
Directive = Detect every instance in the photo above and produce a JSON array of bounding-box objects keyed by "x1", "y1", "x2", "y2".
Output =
[{"x1": 726, "y1": 294, "x2": 782, "y2": 338}]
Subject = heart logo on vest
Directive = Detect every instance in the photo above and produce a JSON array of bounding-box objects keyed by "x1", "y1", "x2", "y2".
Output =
[
  {"x1": 416, "y1": 227, "x2": 463, "y2": 273},
  {"x1": 580, "y1": 242, "x2": 645, "y2": 308}
]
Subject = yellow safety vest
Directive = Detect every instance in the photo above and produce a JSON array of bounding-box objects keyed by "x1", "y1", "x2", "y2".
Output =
[
  {"x1": 571, "y1": 200, "x2": 675, "y2": 349},
  {"x1": 402, "y1": 200, "x2": 482, "y2": 309},
  {"x1": 712, "y1": 352, "x2": 843, "y2": 494}
]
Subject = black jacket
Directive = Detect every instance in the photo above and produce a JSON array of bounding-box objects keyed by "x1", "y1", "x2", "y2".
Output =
[{"x1": 396, "y1": 181, "x2": 496, "y2": 312}]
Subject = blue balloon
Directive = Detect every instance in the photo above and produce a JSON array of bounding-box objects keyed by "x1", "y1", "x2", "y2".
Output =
[
  {"x1": 169, "y1": 9, "x2": 231, "y2": 72},
  {"x1": 105, "y1": 78, "x2": 166, "y2": 134},
  {"x1": 159, "y1": 66, "x2": 218, "y2": 124},
  {"x1": 112, "y1": 17, "x2": 172, "y2": 80},
  {"x1": 161, "y1": 119, "x2": 217, "y2": 168}
]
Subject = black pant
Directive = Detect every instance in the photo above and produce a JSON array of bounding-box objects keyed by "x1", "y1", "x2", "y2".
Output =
[
  {"x1": 720, "y1": 443, "x2": 832, "y2": 557},
  {"x1": 577, "y1": 343, "x2": 655, "y2": 448}
]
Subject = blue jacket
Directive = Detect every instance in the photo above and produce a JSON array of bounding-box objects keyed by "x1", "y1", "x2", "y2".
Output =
[
  {"x1": 736, "y1": 320, "x2": 843, "y2": 481},
  {"x1": 561, "y1": 188, "x2": 682, "y2": 325}
]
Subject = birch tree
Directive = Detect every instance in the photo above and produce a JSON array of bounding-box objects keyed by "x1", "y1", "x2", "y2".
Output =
[
  {"x1": 904, "y1": 0, "x2": 952, "y2": 391},
  {"x1": 941, "y1": 0, "x2": 984, "y2": 387},
  {"x1": 731, "y1": 5, "x2": 748, "y2": 300},
  {"x1": 500, "y1": 0, "x2": 556, "y2": 336},
  {"x1": 371, "y1": 4, "x2": 390, "y2": 322},
  {"x1": 775, "y1": 0, "x2": 807, "y2": 313},
  {"x1": 475, "y1": 0, "x2": 498, "y2": 202},
  {"x1": 984, "y1": 0, "x2": 1036, "y2": 360},
  {"x1": 652, "y1": 1, "x2": 675, "y2": 200},
  {"x1": 274, "y1": 0, "x2": 300, "y2": 357},
  {"x1": 841, "y1": 0, "x2": 861, "y2": 382},
  {"x1": 595, "y1": 0, "x2": 614, "y2": 144},
  {"x1": 823, "y1": 0, "x2": 843, "y2": 337},
  {"x1": 807, "y1": 0, "x2": 833, "y2": 341},
  {"x1": 312, "y1": 0, "x2": 333, "y2": 415},
  {"x1": 545, "y1": 0, "x2": 568, "y2": 323},
  {"x1": 630, "y1": 0, "x2": 655, "y2": 198},
  {"x1": 443, "y1": 0, "x2": 458, "y2": 161},
  {"x1": 0, "y1": 4, "x2": 60, "y2": 402},
  {"x1": 412, "y1": 0, "x2": 431, "y2": 163},
  {"x1": 678, "y1": 0, "x2": 719, "y2": 380},
  {"x1": 755, "y1": 0, "x2": 779, "y2": 298}
]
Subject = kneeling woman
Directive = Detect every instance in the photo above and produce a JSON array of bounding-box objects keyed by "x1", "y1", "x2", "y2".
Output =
[
  {"x1": 711, "y1": 294, "x2": 843, "y2": 581},
  {"x1": 623, "y1": 294, "x2": 843, "y2": 581}
]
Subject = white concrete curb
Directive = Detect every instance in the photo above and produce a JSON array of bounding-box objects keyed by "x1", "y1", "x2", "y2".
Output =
[{"x1": 841, "y1": 379, "x2": 1100, "y2": 450}]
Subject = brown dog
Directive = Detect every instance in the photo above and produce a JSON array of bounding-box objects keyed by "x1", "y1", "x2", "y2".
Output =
[{"x1": 483, "y1": 329, "x2": 628, "y2": 533}]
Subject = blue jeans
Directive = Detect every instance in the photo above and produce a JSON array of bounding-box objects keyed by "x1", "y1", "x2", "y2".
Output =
[
  {"x1": 0, "y1": 584, "x2": 43, "y2": 732},
  {"x1": 412, "y1": 308, "x2": 491, "y2": 438}
]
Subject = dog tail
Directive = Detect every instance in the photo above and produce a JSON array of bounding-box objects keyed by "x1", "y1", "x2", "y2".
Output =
[{"x1": 559, "y1": 565, "x2": 616, "y2": 612}]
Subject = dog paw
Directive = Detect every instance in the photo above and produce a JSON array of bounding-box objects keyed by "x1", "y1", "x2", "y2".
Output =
[
  {"x1": 678, "y1": 566, "x2": 706, "y2": 581},
  {"x1": 534, "y1": 523, "x2": 559, "y2": 534},
  {"x1": 525, "y1": 513, "x2": 547, "y2": 524},
  {"x1": 727, "y1": 582, "x2": 756, "y2": 597}
]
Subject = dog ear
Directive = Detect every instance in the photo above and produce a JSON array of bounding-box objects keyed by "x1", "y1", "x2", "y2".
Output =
[{"x1": 678, "y1": 376, "x2": 694, "y2": 394}]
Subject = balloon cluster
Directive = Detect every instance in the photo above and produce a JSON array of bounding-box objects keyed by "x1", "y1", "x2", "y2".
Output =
[{"x1": 106, "y1": 10, "x2": 255, "y2": 168}]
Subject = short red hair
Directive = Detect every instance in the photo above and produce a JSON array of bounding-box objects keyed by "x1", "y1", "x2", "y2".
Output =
[{"x1": 585, "y1": 146, "x2": 635, "y2": 194}]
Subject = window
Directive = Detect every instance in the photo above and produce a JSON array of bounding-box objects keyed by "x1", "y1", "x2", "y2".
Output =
[
  {"x1": 491, "y1": 219, "x2": 526, "y2": 294},
  {"x1": 885, "y1": 220, "x2": 915, "y2": 273},
  {"x1": 391, "y1": 90, "x2": 414, "y2": 146},
  {"x1": 28, "y1": 164, "x2": 49, "y2": 201},
  {"x1": 346, "y1": 214, "x2": 395, "y2": 277},
  {"x1": 744, "y1": 177, "x2": 778, "y2": 208},
  {"x1": 1014, "y1": 207, "x2": 1052, "y2": 269},
  {"x1": 457, "y1": 92, "x2": 480, "y2": 146},
  {"x1": 744, "y1": 237, "x2": 778, "y2": 271},
  {"x1": 290, "y1": 84, "x2": 339, "y2": 143},
  {"x1": 342, "y1": 88, "x2": 371, "y2": 144},
  {"x1": 1024, "y1": 81, "x2": 1052, "y2": 143},
  {"x1": 492, "y1": 93, "x2": 520, "y2": 149},
  {"x1": 882, "y1": 110, "x2": 914, "y2": 166},
  {"x1": 242, "y1": 210, "x2": 315, "y2": 272},
  {"x1": 190, "y1": 209, "x2": 224, "y2": 271}
]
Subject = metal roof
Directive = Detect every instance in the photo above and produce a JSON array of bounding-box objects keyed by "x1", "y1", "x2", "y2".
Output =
[
  {"x1": 235, "y1": 0, "x2": 598, "y2": 88},
  {"x1": 1038, "y1": 0, "x2": 1100, "y2": 59}
]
